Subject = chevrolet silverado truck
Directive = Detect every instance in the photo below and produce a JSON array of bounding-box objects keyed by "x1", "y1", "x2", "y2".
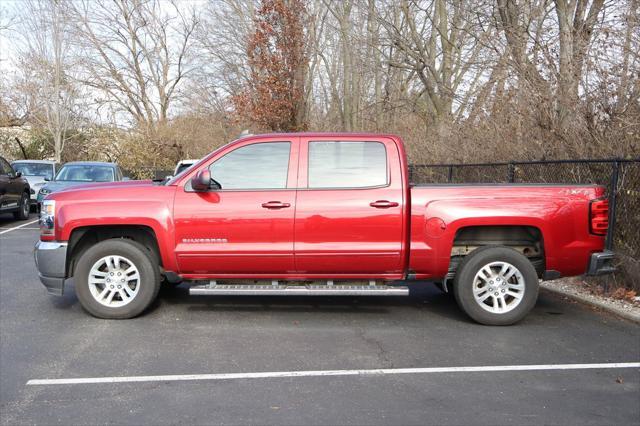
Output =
[{"x1": 34, "y1": 133, "x2": 614, "y2": 324}]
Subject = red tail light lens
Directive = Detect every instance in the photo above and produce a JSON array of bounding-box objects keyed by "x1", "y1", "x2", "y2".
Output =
[{"x1": 590, "y1": 199, "x2": 609, "y2": 236}]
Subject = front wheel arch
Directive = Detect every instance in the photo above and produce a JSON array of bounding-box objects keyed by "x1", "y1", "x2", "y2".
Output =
[{"x1": 66, "y1": 225, "x2": 162, "y2": 278}]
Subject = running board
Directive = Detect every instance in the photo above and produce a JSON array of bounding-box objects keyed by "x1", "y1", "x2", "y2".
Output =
[{"x1": 189, "y1": 284, "x2": 409, "y2": 297}]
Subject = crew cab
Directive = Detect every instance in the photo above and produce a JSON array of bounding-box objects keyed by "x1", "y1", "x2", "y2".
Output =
[{"x1": 33, "y1": 133, "x2": 614, "y2": 324}]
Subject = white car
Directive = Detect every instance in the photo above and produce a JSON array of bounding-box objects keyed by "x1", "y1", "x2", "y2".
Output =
[
  {"x1": 173, "y1": 159, "x2": 199, "y2": 177},
  {"x1": 10, "y1": 160, "x2": 58, "y2": 208}
]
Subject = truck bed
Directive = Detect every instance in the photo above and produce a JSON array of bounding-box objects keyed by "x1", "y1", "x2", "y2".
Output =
[{"x1": 407, "y1": 184, "x2": 606, "y2": 280}]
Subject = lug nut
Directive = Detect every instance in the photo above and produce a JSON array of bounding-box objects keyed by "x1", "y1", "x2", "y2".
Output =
[
  {"x1": 110, "y1": 272, "x2": 114, "y2": 276},
  {"x1": 117, "y1": 272, "x2": 121, "y2": 276},
  {"x1": 489, "y1": 280, "x2": 493, "y2": 284},
  {"x1": 110, "y1": 285, "x2": 114, "y2": 289},
  {"x1": 494, "y1": 292, "x2": 499, "y2": 296},
  {"x1": 117, "y1": 285, "x2": 122, "y2": 289},
  {"x1": 501, "y1": 289, "x2": 506, "y2": 293},
  {"x1": 489, "y1": 287, "x2": 493, "y2": 291},
  {"x1": 107, "y1": 278, "x2": 111, "y2": 282}
]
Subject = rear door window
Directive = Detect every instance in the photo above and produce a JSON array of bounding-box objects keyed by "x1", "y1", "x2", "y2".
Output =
[{"x1": 308, "y1": 141, "x2": 387, "y2": 189}]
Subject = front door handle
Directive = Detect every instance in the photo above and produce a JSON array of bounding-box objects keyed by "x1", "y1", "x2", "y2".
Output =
[
  {"x1": 369, "y1": 200, "x2": 399, "y2": 208},
  {"x1": 261, "y1": 201, "x2": 291, "y2": 209}
]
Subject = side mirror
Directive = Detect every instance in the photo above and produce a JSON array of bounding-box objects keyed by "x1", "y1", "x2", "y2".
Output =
[
  {"x1": 15, "y1": 171, "x2": 22, "y2": 178},
  {"x1": 191, "y1": 169, "x2": 211, "y2": 191}
]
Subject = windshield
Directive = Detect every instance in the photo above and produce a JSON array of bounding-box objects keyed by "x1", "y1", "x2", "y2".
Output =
[
  {"x1": 12, "y1": 163, "x2": 54, "y2": 180},
  {"x1": 55, "y1": 165, "x2": 115, "y2": 182}
]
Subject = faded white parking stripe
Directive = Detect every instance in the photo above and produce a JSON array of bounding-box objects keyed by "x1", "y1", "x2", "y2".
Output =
[
  {"x1": 0, "y1": 227, "x2": 39, "y2": 230},
  {"x1": 27, "y1": 362, "x2": 640, "y2": 386},
  {"x1": 0, "y1": 219, "x2": 39, "y2": 235}
]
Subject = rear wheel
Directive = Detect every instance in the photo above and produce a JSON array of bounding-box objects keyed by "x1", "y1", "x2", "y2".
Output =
[
  {"x1": 13, "y1": 193, "x2": 29, "y2": 220},
  {"x1": 453, "y1": 246, "x2": 539, "y2": 325},
  {"x1": 74, "y1": 239, "x2": 160, "y2": 319}
]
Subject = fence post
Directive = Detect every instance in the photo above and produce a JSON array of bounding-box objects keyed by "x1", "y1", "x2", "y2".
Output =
[
  {"x1": 508, "y1": 163, "x2": 515, "y2": 183},
  {"x1": 447, "y1": 165, "x2": 453, "y2": 183},
  {"x1": 605, "y1": 160, "x2": 620, "y2": 252}
]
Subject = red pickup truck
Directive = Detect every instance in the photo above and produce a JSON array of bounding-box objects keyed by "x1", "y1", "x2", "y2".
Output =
[{"x1": 34, "y1": 133, "x2": 614, "y2": 324}]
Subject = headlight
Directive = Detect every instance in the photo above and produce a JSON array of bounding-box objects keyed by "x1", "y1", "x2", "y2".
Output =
[
  {"x1": 40, "y1": 200, "x2": 55, "y2": 236},
  {"x1": 39, "y1": 188, "x2": 51, "y2": 195}
]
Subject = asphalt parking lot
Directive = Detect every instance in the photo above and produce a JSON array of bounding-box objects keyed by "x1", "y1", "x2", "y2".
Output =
[{"x1": 0, "y1": 213, "x2": 639, "y2": 425}]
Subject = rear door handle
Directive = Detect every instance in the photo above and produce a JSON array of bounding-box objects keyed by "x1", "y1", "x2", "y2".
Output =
[
  {"x1": 369, "y1": 200, "x2": 399, "y2": 208},
  {"x1": 261, "y1": 201, "x2": 291, "y2": 209}
]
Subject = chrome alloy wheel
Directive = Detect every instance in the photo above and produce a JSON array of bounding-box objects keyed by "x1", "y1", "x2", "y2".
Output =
[
  {"x1": 472, "y1": 261, "x2": 525, "y2": 314},
  {"x1": 88, "y1": 255, "x2": 141, "y2": 307}
]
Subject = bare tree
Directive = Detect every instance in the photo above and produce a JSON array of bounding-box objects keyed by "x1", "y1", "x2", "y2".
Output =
[
  {"x1": 555, "y1": 0, "x2": 605, "y2": 127},
  {"x1": 379, "y1": 0, "x2": 494, "y2": 137},
  {"x1": 16, "y1": 0, "x2": 77, "y2": 162},
  {"x1": 68, "y1": 0, "x2": 199, "y2": 136}
]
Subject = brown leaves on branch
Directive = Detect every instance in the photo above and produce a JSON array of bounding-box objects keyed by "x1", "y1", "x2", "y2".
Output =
[{"x1": 232, "y1": 0, "x2": 308, "y2": 132}]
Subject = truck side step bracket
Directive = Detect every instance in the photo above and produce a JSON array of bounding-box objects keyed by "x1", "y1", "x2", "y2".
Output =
[{"x1": 189, "y1": 284, "x2": 409, "y2": 297}]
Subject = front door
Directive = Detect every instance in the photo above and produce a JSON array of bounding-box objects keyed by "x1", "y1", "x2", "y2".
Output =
[
  {"x1": 173, "y1": 138, "x2": 299, "y2": 276},
  {"x1": 294, "y1": 137, "x2": 405, "y2": 277}
]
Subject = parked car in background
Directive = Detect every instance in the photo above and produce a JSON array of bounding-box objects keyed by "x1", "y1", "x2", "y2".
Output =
[
  {"x1": 36, "y1": 161, "x2": 125, "y2": 206},
  {"x1": 0, "y1": 156, "x2": 30, "y2": 220},
  {"x1": 173, "y1": 159, "x2": 198, "y2": 177},
  {"x1": 11, "y1": 160, "x2": 58, "y2": 209}
]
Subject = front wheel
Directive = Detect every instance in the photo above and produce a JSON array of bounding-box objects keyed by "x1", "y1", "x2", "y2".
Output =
[
  {"x1": 74, "y1": 239, "x2": 160, "y2": 319},
  {"x1": 453, "y1": 246, "x2": 539, "y2": 325}
]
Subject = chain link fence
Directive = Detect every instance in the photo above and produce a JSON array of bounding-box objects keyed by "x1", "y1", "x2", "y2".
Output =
[{"x1": 410, "y1": 159, "x2": 640, "y2": 291}]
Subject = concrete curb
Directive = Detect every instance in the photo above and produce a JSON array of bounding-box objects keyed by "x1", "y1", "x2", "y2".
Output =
[{"x1": 541, "y1": 282, "x2": 640, "y2": 324}]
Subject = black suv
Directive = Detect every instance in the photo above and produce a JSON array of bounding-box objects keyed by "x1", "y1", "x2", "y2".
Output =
[{"x1": 0, "y1": 156, "x2": 31, "y2": 220}]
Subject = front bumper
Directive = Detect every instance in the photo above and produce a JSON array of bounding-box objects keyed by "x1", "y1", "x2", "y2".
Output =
[
  {"x1": 586, "y1": 250, "x2": 616, "y2": 276},
  {"x1": 34, "y1": 241, "x2": 68, "y2": 296}
]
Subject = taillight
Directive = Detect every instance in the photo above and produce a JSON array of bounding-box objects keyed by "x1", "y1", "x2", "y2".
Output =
[
  {"x1": 590, "y1": 198, "x2": 609, "y2": 236},
  {"x1": 40, "y1": 199, "x2": 56, "y2": 238}
]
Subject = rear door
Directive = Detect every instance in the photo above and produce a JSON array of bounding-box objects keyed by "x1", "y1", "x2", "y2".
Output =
[
  {"x1": 173, "y1": 138, "x2": 299, "y2": 276},
  {"x1": 294, "y1": 137, "x2": 405, "y2": 277}
]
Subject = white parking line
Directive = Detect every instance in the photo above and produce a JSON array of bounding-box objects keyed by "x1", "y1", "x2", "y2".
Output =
[
  {"x1": 0, "y1": 227, "x2": 39, "y2": 230},
  {"x1": 0, "y1": 219, "x2": 39, "y2": 235},
  {"x1": 27, "y1": 362, "x2": 640, "y2": 386}
]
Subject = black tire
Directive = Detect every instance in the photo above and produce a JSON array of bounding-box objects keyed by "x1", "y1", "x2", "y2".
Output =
[
  {"x1": 453, "y1": 246, "x2": 539, "y2": 326},
  {"x1": 13, "y1": 193, "x2": 29, "y2": 220},
  {"x1": 74, "y1": 239, "x2": 160, "y2": 319}
]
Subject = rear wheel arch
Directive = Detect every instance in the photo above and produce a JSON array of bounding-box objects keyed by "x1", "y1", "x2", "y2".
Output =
[{"x1": 448, "y1": 224, "x2": 545, "y2": 275}]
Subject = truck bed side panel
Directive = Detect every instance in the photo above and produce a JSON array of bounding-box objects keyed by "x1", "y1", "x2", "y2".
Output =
[{"x1": 408, "y1": 185, "x2": 606, "y2": 279}]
